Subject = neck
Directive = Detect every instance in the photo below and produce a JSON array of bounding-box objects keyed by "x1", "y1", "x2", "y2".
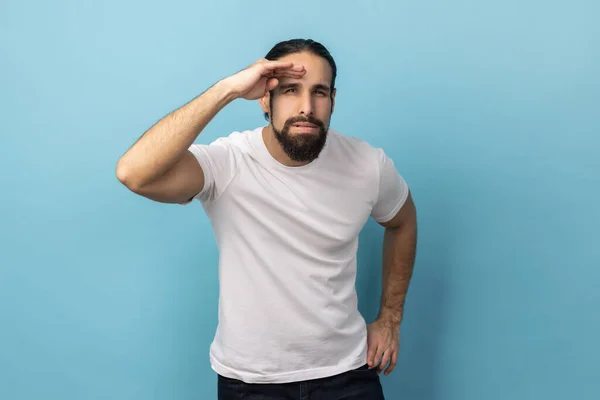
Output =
[{"x1": 262, "y1": 125, "x2": 311, "y2": 167}]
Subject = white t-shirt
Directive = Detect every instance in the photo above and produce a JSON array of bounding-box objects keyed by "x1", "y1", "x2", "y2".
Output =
[{"x1": 187, "y1": 126, "x2": 409, "y2": 384}]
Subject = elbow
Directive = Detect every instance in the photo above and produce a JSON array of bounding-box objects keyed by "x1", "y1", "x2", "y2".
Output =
[{"x1": 116, "y1": 160, "x2": 143, "y2": 193}]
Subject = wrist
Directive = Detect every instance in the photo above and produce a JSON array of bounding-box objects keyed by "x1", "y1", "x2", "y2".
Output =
[
  {"x1": 377, "y1": 307, "x2": 403, "y2": 327},
  {"x1": 214, "y1": 78, "x2": 240, "y2": 103}
]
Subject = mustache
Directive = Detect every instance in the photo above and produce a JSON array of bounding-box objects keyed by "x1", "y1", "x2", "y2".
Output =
[{"x1": 283, "y1": 115, "x2": 325, "y2": 129}]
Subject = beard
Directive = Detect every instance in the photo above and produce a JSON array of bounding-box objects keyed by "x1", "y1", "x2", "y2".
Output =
[{"x1": 271, "y1": 115, "x2": 329, "y2": 163}]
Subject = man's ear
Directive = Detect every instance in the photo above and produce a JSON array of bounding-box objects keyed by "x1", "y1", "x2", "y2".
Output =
[{"x1": 259, "y1": 91, "x2": 271, "y2": 117}]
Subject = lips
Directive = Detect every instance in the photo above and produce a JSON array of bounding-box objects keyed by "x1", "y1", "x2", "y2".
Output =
[{"x1": 292, "y1": 123, "x2": 318, "y2": 128}]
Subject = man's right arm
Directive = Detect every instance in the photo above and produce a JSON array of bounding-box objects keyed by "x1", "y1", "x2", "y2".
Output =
[
  {"x1": 116, "y1": 81, "x2": 236, "y2": 204},
  {"x1": 115, "y1": 59, "x2": 305, "y2": 204}
]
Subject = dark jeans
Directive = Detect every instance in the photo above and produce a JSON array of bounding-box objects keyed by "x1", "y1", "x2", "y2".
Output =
[{"x1": 217, "y1": 363, "x2": 385, "y2": 399}]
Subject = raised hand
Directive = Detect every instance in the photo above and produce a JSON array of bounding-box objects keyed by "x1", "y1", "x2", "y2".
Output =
[{"x1": 222, "y1": 58, "x2": 306, "y2": 100}]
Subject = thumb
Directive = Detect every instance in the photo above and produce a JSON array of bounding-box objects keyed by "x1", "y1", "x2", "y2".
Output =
[
  {"x1": 367, "y1": 342, "x2": 378, "y2": 367},
  {"x1": 266, "y1": 78, "x2": 279, "y2": 92}
]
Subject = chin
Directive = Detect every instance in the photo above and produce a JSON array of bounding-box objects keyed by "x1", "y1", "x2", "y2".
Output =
[{"x1": 290, "y1": 130, "x2": 318, "y2": 136}]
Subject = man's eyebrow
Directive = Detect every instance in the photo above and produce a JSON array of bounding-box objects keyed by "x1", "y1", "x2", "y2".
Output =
[
  {"x1": 313, "y1": 84, "x2": 331, "y2": 92},
  {"x1": 278, "y1": 83, "x2": 300, "y2": 90},
  {"x1": 278, "y1": 82, "x2": 331, "y2": 92}
]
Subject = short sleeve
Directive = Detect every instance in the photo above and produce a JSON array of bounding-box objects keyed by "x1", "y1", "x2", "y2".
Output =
[
  {"x1": 370, "y1": 148, "x2": 409, "y2": 223},
  {"x1": 186, "y1": 136, "x2": 238, "y2": 205}
]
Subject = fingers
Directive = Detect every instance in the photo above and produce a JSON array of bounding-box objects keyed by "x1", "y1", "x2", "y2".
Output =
[
  {"x1": 369, "y1": 345, "x2": 385, "y2": 370},
  {"x1": 261, "y1": 61, "x2": 305, "y2": 78},
  {"x1": 285, "y1": 64, "x2": 306, "y2": 72},
  {"x1": 250, "y1": 59, "x2": 305, "y2": 84},
  {"x1": 384, "y1": 349, "x2": 398, "y2": 375},
  {"x1": 270, "y1": 68, "x2": 305, "y2": 81},
  {"x1": 266, "y1": 78, "x2": 279, "y2": 91},
  {"x1": 262, "y1": 60, "x2": 303, "y2": 71},
  {"x1": 367, "y1": 342, "x2": 378, "y2": 368},
  {"x1": 377, "y1": 349, "x2": 391, "y2": 373},
  {"x1": 370, "y1": 346, "x2": 398, "y2": 375},
  {"x1": 252, "y1": 59, "x2": 305, "y2": 78},
  {"x1": 270, "y1": 68, "x2": 305, "y2": 78}
]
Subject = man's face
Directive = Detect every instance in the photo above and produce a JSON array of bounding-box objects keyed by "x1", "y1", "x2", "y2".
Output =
[{"x1": 263, "y1": 51, "x2": 336, "y2": 162}]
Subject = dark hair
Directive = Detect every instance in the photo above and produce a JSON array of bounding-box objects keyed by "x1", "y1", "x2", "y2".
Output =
[{"x1": 263, "y1": 38, "x2": 337, "y2": 121}]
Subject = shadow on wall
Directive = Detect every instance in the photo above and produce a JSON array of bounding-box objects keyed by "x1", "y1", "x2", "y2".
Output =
[{"x1": 356, "y1": 189, "x2": 452, "y2": 400}]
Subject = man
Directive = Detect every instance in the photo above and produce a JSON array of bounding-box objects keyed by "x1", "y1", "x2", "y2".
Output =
[{"x1": 116, "y1": 38, "x2": 417, "y2": 399}]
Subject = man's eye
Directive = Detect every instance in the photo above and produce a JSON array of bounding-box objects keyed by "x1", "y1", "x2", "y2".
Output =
[{"x1": 285, "y1": 88, "x2": 297, "y2": 93}]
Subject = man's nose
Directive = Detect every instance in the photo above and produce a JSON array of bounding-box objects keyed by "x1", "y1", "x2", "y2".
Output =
[{"x1": 298, "y1": 92, "x2": 314, "y2": 116}]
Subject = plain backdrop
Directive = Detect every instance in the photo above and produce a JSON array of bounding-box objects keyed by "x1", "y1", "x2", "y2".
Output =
[{"x1": 1, "y1": 0, "x2": 599, "y2": 399}]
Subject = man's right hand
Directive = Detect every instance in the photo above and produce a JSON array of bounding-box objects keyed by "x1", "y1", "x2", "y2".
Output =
[{"x1": 222, "y1": 59, "x2": 306, "y2": 101}]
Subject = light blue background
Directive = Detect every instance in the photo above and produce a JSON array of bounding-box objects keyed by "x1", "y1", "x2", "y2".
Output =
[{"x1": 1, "y1": 0, "x2": 599, "y2": 399}]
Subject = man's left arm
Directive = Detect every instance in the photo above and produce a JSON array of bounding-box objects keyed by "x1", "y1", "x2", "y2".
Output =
[{"x1": 367, "y1": 191, "x2": 418, "y2": 375}]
